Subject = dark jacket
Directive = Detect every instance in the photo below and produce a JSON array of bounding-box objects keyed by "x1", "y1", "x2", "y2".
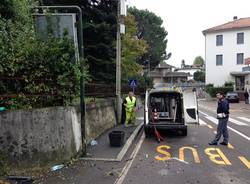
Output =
[
  {"x1": 217, "y1": 99, "x2": 229, "y2": 116},
  {"x1": 244, "y1": 91, "x2": 249, "y2": 99}
]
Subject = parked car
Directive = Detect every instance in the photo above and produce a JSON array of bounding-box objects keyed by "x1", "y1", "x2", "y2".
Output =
[
  {"x1": 226, "y1": 92, "x2": 239, "y2": 103},
  {"x1": 144, "y1": 87, "x2": 199, "y2": 137}
]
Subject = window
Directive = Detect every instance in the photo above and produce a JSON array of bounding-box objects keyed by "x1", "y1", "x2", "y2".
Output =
[
  {"x1": 216, "y1": 55, "x2": 223, "y2": 65},
  {"x1": 216, "y1": 35, "x2": 223, "y2": 46},
  {"x1": 237, "y1": 53, "x2": 244, "y2": 65},
  {"x1": 237, "y1": 32, "x2": 244, "y2": 44}
]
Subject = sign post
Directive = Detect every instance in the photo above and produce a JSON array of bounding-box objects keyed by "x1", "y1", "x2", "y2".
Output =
[{"x1": 129, "y1": 79, "x2": 138, "y2": 94}]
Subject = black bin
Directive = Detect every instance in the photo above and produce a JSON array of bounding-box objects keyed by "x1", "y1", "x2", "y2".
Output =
[{"x1": 109, "y1": 131, "x2": 125, "y2": 147}]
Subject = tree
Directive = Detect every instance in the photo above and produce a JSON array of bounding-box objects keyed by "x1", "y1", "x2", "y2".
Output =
[
  {"x1": 129, "y1": 7, "x2": 168, "y2": 69},
  {"x1": 121, "y1": 13, "x2": 148, "y2": 84},
  {"x1": 0, "y1": 0, "x2": 32, "y2": 23},
  {"x1": 0, "y1": 1, "x2": 86, "y2": 109},
  {"x1": 40, "y1": 0, "x2": 117, "y2": 83},
  {"x1": 193, "y1": 56, "x2": 205, "y2": 67},
  {"x1": 193, "y1": 71, "x2": 205, "y2": 82}
]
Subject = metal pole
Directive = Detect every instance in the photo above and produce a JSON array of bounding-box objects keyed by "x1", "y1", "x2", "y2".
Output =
[
  {"x1": 34, "y1": 6, "x2": 86, "y2": 155},
  {"x1": 116, "y1": 0, "x2": 122, "y2": 124}
]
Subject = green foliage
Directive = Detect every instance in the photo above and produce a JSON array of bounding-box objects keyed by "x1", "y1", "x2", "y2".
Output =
[
  {"x1": 205, "y1": 84, "x2": 233, "y2": 97},
  {"x1": 193, "y1": 56, "x2": 205, "y2": 67},
  {"x1": 129, "y1": 7, "x2": 168, "y2": 69},
  {"x1": 121, "y1": 13, "x2": 148, "y2": 85},
  {"x1": 0, "y1": 152, "x2": 9, "y2": 176},
  {"x1": 193, "y1": 71, "x2": 205, "y2": 82},
  {"x1": 0, "y1": 0, "x2": 32, "y2": 23},
  {"x1": 41, "y1": 0, "x2": 117, "y2": 83},
  {"x1": 224, "y1": 81, "x2": 234, "y2": 87},
  {"x1": 0, "y1": 2, "x2": 88, "y2": 109}
]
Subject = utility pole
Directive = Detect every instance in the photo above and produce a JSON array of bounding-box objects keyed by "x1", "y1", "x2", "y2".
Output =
[{"x1": 116, "y1": 0, "x2": 122, "y2": 124}]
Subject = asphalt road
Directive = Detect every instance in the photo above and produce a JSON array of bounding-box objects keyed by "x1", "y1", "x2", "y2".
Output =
[
  {"x1": 37, "y1": 101, "x2": 250, "y2": 184},
  {"x1": 116, "y1": 101, "x2": 250, "y2": 184}
]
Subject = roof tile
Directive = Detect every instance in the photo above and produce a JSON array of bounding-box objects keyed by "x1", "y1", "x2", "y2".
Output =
[{"x1": 203, "y1": 17, "x2": 250, "y2": 34}]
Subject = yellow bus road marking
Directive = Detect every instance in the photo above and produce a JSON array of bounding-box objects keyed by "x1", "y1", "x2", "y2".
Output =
[
  {"x1": 154, "y1": 145, "x2": 250, "y2": 169},
  {"x1": 155, "y1": 145, "x2": 171, "y2": 161},
  {"x1": 204, "y1": 148, "x2": 232, "y2": 165},
  {"x1": 228, "y1": 143, "x2": 234, "y2": 149},
  {"x1": 179, "y1": 147, "x2": 201, "y2": 163},
  {"x1": 207, "y1": 124, "x2": 213, "y2": 129},
  {"x1": 239, "y1": 156, "x2": 250, "y2": 169}
]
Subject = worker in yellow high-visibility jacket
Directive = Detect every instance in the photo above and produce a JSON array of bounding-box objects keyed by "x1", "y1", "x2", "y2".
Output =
[{"x1": 123, "y1": 91, "x2": 136, "y2": 127}]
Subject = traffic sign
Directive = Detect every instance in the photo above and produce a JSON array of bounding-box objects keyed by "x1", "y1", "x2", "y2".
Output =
[{"x1": 129, "y1": 79, "x2": 137, "y2": 87}]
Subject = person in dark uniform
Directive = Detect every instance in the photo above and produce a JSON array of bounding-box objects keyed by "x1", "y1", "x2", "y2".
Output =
[
  {"x1": 244, "y1": 89, "x2": 249, "y2": 104},
  {"x1": 121, "y1": 98, "x2": 126, "y2": 124},
  {"x1": 209, "y1": 92, "x2": 230, "y2": 146}
]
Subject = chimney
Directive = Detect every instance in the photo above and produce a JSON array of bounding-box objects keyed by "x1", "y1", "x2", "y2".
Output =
[{"x1": 233, "y1": 16, "x2": 238, "y2": 21}]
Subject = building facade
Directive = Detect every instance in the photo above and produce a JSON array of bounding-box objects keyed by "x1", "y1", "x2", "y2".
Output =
[
  {"x1": 149, "y1": 63, "x2": 191, "y2": 87},
  {"x1": 203, "y1": 17, "x2": 250, "y2": 91}
]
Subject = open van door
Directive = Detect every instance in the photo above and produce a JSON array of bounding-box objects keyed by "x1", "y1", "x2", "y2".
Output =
[{"x1": 183, "y1": 89, "x2": 199, "y2": 124}]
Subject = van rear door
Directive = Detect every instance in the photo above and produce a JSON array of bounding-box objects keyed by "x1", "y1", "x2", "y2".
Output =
[{"x1": 183, "y1": 90, "x2": 199, "y2": 124}]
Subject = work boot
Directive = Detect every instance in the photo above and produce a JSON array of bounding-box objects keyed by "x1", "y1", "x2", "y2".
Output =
[
  {"x1": 209, "y1": 142, "x2": 217, "y2": 145},
  {"x1": 220, "y1": 142, "x2": 228, "y2": 146}
]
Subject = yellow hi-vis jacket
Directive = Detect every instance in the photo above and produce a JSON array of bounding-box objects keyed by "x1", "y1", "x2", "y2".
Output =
[{"x1": 125, "y1": 96, "x2": 136, "y2": 112}]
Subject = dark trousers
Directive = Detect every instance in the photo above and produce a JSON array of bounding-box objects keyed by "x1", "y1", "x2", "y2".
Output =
[{"x1": 212, "y1": 117, "x2": 229, "y2": 144}]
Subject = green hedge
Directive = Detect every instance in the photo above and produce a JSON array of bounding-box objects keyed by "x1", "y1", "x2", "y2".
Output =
[
  {"x1": 0, "y1": 11, "x2": 89, "y2": 109},
  {"x1": 205, "y1": 86, "x2": 234, "y2": 97}
]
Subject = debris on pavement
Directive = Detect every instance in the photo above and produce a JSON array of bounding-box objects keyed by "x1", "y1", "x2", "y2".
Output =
[
  {"x1": 51, "y1": 165, "x2": 64, "y2": 171},
  {"x1": 104, "y1": 168, "x2": 122, "y2": 177}
]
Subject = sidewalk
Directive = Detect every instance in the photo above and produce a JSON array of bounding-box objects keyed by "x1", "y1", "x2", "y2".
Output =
[{"x1": 81, "y1": 99, "x2": 144, "y2": 161}]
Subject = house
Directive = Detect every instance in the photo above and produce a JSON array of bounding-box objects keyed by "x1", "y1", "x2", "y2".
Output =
[
  {"x1": 175, "y1": 62, "x2": 205, "y2": 81},
  {"x1": 148, "y1": 62, "x2": 191, "y2": 87},
  {"x1": 203, "y1": 16, "x2": 250, "y2": 92}
]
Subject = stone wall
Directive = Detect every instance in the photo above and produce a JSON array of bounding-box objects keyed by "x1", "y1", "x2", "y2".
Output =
[{"x1": 0, "y1": 99, "x2": 116, "y2": 168}]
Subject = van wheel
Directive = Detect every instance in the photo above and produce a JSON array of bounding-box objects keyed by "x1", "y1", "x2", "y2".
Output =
[{"x1": 182, "y1": 128, "x2": 187, "y2": 136}]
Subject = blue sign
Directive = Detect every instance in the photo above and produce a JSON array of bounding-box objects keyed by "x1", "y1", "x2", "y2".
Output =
[{"x1": 129, "y1": 79, "x2": 137, "y2": 87}]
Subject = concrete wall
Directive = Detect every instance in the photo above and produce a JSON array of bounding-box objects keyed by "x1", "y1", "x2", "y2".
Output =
[
  {"x1": 0, "y1": 99, "x2": 116, "y2": 168},
  {"x1": 85, "y1": 100, "x2": 116, "y2": 143},
  {"x1": 205, "y1": 28, "x2": 250, "y2": 86}
]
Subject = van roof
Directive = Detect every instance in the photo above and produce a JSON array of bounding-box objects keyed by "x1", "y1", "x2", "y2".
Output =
[{"x1": 149, "y1": 87, "x2": 182, "y2": 94}]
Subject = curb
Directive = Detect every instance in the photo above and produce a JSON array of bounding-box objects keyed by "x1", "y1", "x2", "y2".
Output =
[{"x1": 79, "y1": 122, "x2": 143, "y2": 162}]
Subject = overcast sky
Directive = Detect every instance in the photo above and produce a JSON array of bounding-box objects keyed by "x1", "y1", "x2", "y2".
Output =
[{"x1": 129, "y1": 0, "x2": 250, "y2": 67}]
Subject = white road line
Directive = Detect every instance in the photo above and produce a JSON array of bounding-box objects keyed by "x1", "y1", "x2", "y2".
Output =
[
  {"x1": 238, "y1": 117, "x2": 250, "y2": 123},
  {"x1": 199, "y1": 111, "x2": 209, "y2": 117},
  {"x1": 200, "y1": 110, "x2": 250, "y2": 142},
  {"x1": 204, "y1": 116, "x2": 218, "y2": 124},
  {"x1": 199, "y1": 118, "x2": 207, "y2": 126},
  {"x1": 229, "y1": 118, "x2": 248, "y2": 126},
  {"x1": 114, "y1": 133, "x2": 145, "y2": 184},
  {"x1": 200, "y1": 111, "x2": 248, "y2": 126}
]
